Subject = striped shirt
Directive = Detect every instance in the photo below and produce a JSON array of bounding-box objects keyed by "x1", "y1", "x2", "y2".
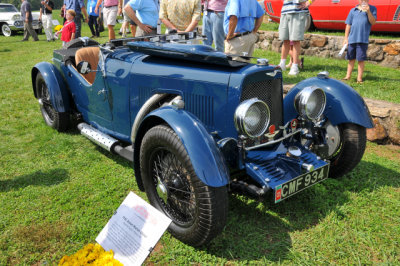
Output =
[{"x1": 281, "y1": 0, "x2": 309, "y2": 14}]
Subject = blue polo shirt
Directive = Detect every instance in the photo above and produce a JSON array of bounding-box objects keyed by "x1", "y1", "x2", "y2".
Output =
[
  {"x1": 87, "y1": 0, "x2": 98, "y2": 16},
  {"x1": 345, "y1": 5, "x2": 377, "y2": 44},
  {"x1": 223, "y1": 0, "x2": 264, "y2": 34},
  {"x1": 64, "y1": 0, "x2": 85, "y2": 14},
  {"x1": 128, "y1": 0, "x2": 158, "y2": 27}
]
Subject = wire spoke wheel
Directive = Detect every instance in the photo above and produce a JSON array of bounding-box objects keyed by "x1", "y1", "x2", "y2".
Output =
[
  {"x1": 140, "y1": 124, "x2": 228, "y2": 246},
  {"x1": 151, "y1": 149, "x2": 196, "y2": 226}
]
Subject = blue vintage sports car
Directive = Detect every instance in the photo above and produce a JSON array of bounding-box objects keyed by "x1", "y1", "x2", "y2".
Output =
[{"x1": 31, "y1": 34, "x2": 373, "y2": 246}]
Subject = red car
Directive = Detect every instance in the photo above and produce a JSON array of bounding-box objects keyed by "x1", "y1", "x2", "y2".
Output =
[{"x1": 263, "y1": 0, "x2": 400, "y2": 32}]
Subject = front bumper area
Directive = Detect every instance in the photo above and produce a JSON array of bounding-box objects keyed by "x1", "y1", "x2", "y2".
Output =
[{"x1": 244, "y1": 144, "x2": 329, "y2": 202}]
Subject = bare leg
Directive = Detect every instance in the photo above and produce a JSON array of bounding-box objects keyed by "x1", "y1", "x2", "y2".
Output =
[
  {"x1": 344, "y1": 59, "x2": 356, "y2": 79},
  {"x1": 292, "y1": 41, "x2": 301, "y2": 64},
  {"x1": 281, "y1": 40, "x2": 291, "y2": 60},
  {"x1": 287, "y1": 46, "x2": 293, "y2": 68},
  {"x1": 357, "y1": 61, "x2": 365, "y2": 82},
  {"x1": 130, "y1": 25, "x2": 137, "y2": 37},
  {"x1": 108, "y1": 25, "x2": 115, "y2": 40},
  {"x1": 121, "y1": 21, "x2": 127, "y2": 36}
]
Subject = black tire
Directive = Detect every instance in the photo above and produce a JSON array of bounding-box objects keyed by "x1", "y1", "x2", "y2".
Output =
[
  {"x1": 328, "y1": 123, "x2": 366, "y2": 178},
  {"x1": 35, "y1": 72, "x2": 69, "y2": 132},
  {"x1": 140, "y1": 125, "x2": 228, "y2": 246}
]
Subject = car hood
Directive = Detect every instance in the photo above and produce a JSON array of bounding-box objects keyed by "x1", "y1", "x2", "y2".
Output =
[
  {"x1": 0, "y1": 11, "x2": 39, "y2": 21},
  {"x1": 0, "y1": 12, "x2": 20, "y2": 20},
  {"x1": 32, "y1": 12, "x2": 40, "y2": 19}
]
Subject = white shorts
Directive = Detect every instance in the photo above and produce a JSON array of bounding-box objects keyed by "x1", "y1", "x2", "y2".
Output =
[{"x1": 103, "y1": 5, "x2": 118, "y2": 26}]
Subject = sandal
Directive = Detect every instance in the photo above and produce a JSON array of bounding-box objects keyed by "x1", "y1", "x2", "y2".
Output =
[
  {"x1": 357, "y1": 80, "x2": 364, "y2": 84},
  {"x1": 342, "y1": 77, "x2": 350, "y2": 81}
]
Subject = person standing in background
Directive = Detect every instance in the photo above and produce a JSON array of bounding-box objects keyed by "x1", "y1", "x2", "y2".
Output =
[
  {"x1": 63, "y1": 0, "x2": 89, "y2": 38},
  {"x1": 61, "y1": 5, "x2": 67, "y2": 23},
  {"x1": 87, "y1": 0, "x2": 100, "y2": 37},
  {"x1": 342, "y1": 0, "x2": 376, "y2": 84},
  {"x1": 39, "y1": 0, "x2": 55, "y2": 41},
  {"x1": 95, "y1": 0, "x2": 123, "y2": 40},
  {"x1": 124, "y1": 0, "x2": 158, "y2": 37},
  {"x1": 159, "y1": 0, "x2": 201, "y2": 33},
  {"x1": 120, "y1": 0, "x2": 136, "y2": 37},
  {"x1": 20, "y1": 0, "x2": 39, "y2": 41},
  {"x1": 278, "y1": 0, "x2": 313, "y2": 76},
  {"x1": 224, "y1": 0, "x2": 264, "y2": 62},
  {"x1": 202, "y1": 0, "x2": 227, "y2": 52}
]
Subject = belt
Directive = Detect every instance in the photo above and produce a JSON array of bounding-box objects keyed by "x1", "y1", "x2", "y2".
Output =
[
  {"x1": 206, "y1": 9, "x2": 222, "y2": 13},
  {"x1": 104, "y1": 5, "x2": 117, "y2": 8},
  {"x1": 232, "y1": 31, "x2": 251, "y2": 39}
]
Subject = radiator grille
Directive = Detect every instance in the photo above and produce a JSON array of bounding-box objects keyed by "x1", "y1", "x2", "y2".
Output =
[{"x1": 240, "y1": 76, "x2": 283, "y2": 146}]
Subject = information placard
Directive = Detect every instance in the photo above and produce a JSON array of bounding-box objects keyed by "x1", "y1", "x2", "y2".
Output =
[{"x1": 96, "y1": 192, "x2": 171, "y2": 266}]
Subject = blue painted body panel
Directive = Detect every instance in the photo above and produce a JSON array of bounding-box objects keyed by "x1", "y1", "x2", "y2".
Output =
[
  {"x1": 245, "y1": 144, "x2": 328, "y2": 189},
  {"x1": 142, "y1": 106, "x2": 230, "y2": 187},
  {"x1": 283, "y1": 77, "x2": 373, "y2": 128},
  {"x1": 32, "y1": 62, "x2": 70, "y2": 113}
]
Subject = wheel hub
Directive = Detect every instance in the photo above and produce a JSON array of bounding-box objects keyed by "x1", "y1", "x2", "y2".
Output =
[
  {"x1": 324, "y1": 121, "x2": 341, "y2": 158},
  {"x1": 156, "y1": 177, "x2": 168, "y2": 203}
]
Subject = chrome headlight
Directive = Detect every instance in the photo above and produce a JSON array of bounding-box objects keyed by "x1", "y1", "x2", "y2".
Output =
[
  {"x1": 294, "y1": 86, "x2": 326, "y2": 120},
  {"x1": 12, "y1": 14, "x2": 21, "y2": 20},
  {"x1": 234, "y1": 98, "x2": 270, "y2": 138}
]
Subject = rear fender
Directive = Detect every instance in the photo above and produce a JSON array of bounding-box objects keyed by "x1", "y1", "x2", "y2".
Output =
[
  {"x1": 31, "y1": 62, "x2": 70, "y2": 112},
  {"x1": 133, "y1": 106, "x2": 230, "y2": 191},
  {"x1": 283, "y1": 77, "x2": 373, "y2": 128}
]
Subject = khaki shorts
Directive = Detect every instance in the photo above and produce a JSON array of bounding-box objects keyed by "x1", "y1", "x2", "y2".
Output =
[
  {"x1": 103, "y1": 5, "x2": 118, "y2": 26},
  {"x1": 279, "y1": 12, "x2": 307, "y2": 41},
  {"x1": 224, "y1": 32, "x2": 258, "y2": 62}
]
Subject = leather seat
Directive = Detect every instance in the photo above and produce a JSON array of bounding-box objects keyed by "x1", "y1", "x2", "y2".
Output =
[{"x1": 75, "y1": 47, "x2": 100, "y2": 84}]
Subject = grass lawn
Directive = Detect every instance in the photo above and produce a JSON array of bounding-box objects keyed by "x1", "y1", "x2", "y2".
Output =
[{"x1": 0, "y1": 14, "x2": 400, "y2": 265}]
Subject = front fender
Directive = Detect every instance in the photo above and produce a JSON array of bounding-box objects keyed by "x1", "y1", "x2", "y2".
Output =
[
  {"x1": 31, "y1": 62, "x2": 70, "y2": 112},
  {"x1": 283, "y1": 77, "x2": 373, "y2": 128},
  {"x1": 134, "y1": 107, "x2": 230, "y2": 189}
]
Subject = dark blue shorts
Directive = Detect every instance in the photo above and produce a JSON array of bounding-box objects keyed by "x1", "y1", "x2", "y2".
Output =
[{"x1": 346, "y1": 43, "x2": 368, "y2": 61}]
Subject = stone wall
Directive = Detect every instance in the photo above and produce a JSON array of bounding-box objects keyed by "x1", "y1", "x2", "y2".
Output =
[{"x1": 256, "y1": 31, "x2": 400, "y2": 68}]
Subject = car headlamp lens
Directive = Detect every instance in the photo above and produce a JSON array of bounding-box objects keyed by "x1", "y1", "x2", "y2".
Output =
[
  {"x1": 234, "y1": 98, "x2": 270, "y2": 138},
  {"x1": 294, "y1": 86, "x2": 326, "y2": 120}
]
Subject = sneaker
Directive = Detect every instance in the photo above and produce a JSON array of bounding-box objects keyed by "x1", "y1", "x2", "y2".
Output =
[
  {"x1": 288, "y1": 66, "x2": 299, "y2": 76},
  {"x1": 279, "y1": 62, "x2": 286, "y2": 71}
]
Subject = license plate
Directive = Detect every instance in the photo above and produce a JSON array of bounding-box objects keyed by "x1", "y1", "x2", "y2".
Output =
[{"x1": 274, "y1": 164, "x2": 330, "y2": 203}]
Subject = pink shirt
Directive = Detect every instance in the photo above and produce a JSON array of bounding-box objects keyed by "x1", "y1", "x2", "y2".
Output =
[
  {"x1": 104, "y1": 0, "x2": 118, "y2": 7},
  {"x1": 203, "y1": 0, "x2": 227, "y2": 12}
]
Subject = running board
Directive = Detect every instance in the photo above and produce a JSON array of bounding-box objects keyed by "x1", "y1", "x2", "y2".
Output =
[{"x1": 78, "y1": 123, "x2": 134, "y2": 162}]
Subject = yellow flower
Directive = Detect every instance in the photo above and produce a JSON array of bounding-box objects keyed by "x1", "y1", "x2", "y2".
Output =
[{"x1": 59, "y1": 243, "x2": 122, "y2": 266}]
